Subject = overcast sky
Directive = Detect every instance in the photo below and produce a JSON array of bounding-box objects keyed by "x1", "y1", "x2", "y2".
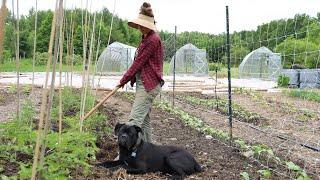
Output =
[{"x1": 6, "y1": 0, "x2": 320, "y2": 34}]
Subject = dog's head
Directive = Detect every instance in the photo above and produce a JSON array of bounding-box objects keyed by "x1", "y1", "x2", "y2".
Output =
[{"x1": 114, "y1": 123, "x2": 142, "y2": 150}]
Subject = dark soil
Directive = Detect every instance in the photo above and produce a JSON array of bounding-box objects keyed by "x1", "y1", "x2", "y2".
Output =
[
  {"x1": 83, "y1": 92, "x2": 276, "y2": 180},
  {"x1": 0, "y1": 151, "x2": 33, "y2": 177},
  {"x1": 163, "y1": 91, "x2": 320, "y2": 178}
]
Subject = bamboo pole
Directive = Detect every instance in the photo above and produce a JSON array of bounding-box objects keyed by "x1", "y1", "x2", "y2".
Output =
[
  {"x1": 92, "y1": 13, "x2": 103, "y2": 107},
  {"x1": 15, "y1": 0, "x2": 20, "y2": 121},
  {"x1": 39, "y1": 0, "x2": 64, "y2": 168},
  {"x1": 80, "y1": 11, "x2": 96, "y2": 131},
  {"x1": 32, "y1": 0, "x2": 38, "y2": 90},
  {"x1": 0, "y1": 0, "x2": 7, "y2": 64},
  {"x1": 79, "y1": 0, "x2": 89, "y2": 121},
  {"x1": 58, "y1": 7, "x2": 65, "y2": 143},
  {"x1": 70, "y1": 21, "x2": 74, "y2": 87},
  {"x1": 96, "y1": 0, "x2": 116, "y2": 88},
  {"x1": 30, "y1": 0, "x2": 59, "y2": 178}
]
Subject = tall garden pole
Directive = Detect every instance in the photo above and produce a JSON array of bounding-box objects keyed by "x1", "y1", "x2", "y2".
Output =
[
  {"x1": 172, "y1": 26, "x2": 177, "y2": 107},
  {"x1": 31, "y1": 1, "x2": 59, "y2": 179},
  {"x1": 15, "y1": 0, "x2": 20, "y2": 121},
  {"x1": 32, "y1": 0, "x2": 38, "y2": 90},
  {"x1": 39, "y1": 0, "x2": 64, "y2": 169},
  {"x1": 0, "y1": 0, "x2": 7, "y2": 64},
  {"x1": 226, "y1": 6, "x2": 233, "y2": 141}
]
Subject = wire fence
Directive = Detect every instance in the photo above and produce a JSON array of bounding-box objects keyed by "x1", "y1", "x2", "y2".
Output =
[{"x1": 0, "y1": 0, "x2": 319, "y2": 179}]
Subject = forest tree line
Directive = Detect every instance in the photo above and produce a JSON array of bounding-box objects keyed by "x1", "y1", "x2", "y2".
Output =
[{"x1": 1, "y1": 7, "x2": 320, "y2": 68}]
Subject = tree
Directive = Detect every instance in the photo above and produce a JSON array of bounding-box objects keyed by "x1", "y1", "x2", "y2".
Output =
[{"x1": 274, "y1": 37, "x2": 319, "y2": 68}]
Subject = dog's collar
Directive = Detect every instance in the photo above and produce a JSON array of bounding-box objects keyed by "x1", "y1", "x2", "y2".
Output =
[
  {"x1": 130, "y1": 138, "x2": 142, "y2": 158},
  {"x1": 131, "y1": 149, "x2": 137, "y2": 158}
]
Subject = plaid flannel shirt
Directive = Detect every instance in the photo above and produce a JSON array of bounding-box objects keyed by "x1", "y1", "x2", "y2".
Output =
[{"x1": 120, "y1": 31, "x2": 164, "y2": 91}]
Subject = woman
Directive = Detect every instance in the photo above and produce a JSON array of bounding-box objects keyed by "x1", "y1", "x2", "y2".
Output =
[{"x1": 117, "y1": 2, "x2": 164, "y2": 143}]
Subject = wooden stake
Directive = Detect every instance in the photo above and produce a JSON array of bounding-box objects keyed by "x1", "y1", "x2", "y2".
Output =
[
  {"x1": 58, "y1": 6, "x2": 65, "y2": 143},
  {"x1": 15, "y1": 0, "x2": 20, "y2": 121},
  {"x1": 0, "y1": 0, "x2": 7, "y2": 64},
  {"x1": 81, "y1": 87, "x2": 119, "y2": 121},
  {"x1": 31, "y1": 0, "x2": 59, "y2": 179},
  {"x1": 32, "y1": 0, "x2": 38, "y2": 90}
]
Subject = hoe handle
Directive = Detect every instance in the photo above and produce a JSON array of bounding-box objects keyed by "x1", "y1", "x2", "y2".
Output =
[{"x1": 81, "y1": 87, "x2": 120, "y2": 121}]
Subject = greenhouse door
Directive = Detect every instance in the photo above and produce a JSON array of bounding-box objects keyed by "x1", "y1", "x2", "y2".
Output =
[{"x1": 183, "y1": 49, "x2": 195, "y2": 74}]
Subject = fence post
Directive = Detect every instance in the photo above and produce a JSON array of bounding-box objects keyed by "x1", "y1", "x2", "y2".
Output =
[
  {"x1": 173, "y1": 26, "x2": 177, "y2": 107},
  {"x1": 226, "y1": 6, "x2": 233, "y2": 142}
]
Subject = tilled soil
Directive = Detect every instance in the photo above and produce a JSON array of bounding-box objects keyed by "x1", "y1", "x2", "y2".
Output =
[
  {"x1": 0, "y1": 86, "x2": 42, "y2": 123},
  {"x1": 85, "y1": 93, "x2": 273, "y2": 180},
  {"x1": 165, "y1": 91, "x2": 320, "y2": 178}
]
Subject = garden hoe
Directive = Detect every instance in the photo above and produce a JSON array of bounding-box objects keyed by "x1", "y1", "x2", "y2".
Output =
[{"x1": 81, "y1": 86, "x2": 120, "y2": 121}]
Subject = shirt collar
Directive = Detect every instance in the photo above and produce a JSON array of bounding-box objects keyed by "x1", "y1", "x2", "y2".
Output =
[{"x1": 142, "y1": 30, "x2": 155, "y2": 39}]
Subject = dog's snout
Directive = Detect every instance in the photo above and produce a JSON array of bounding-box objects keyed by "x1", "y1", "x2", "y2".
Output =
[{"x1": 121, "y1": 134, "x2": 127, "y2": 139}]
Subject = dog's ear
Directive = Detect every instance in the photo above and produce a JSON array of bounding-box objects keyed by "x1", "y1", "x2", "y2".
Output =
[
  {"x1": 133, "y1": 125, "x2": 143, "y2": 134},
  {"x1": 115, "y1": 123, "x2": 125, "y2": 135}
]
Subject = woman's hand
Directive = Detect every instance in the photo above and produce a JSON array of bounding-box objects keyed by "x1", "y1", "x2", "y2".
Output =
[{"x1": 116, "y1": 83, "x2": 124, "y2": 89}]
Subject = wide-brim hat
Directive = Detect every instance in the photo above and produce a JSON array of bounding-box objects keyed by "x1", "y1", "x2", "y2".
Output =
[{"x1": 128, "y1": 14, "x2": 157, "y2": 31}]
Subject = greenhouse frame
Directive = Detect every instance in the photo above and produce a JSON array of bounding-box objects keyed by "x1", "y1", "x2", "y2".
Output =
[
  {"x1": 96, "y1": 42, "x2": 137, "y2": 74},
  {"x1": 169, "y1": 43, "x2": 209, "y2": 76},
  {"x1": 239, "y1": 47, "x2": 282, "y2": 80}
]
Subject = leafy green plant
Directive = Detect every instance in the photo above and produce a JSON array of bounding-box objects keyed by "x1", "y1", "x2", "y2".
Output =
[
  {"x1": 286, "y1": 89, "x2": 320, "y2": 103},
  {"x1": 286, "y1": 161, "x2": 311, "y2": 180},
  {"x1": 8, "y1": 85, "x2": 17, "y2": 94},
  {"x1": 0, "y1": 88, "x2": 111, "y2": 179},
  {"x1": 240, "y1": 172, "x2": 250, "y2": 180},
  {"x1": 277, "y1": 75, "x2": 290, "y2": 87},
  {"x1": 179, "y1": 95, "x2": 263, "y2": 124},
  {"x1": 258, "y1": 169, "x2": 271, "y2": 179}
]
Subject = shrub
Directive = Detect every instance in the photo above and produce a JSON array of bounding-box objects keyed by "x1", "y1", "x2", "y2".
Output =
[
  {"x1": 65, "y1": 54, "x2": 83, "y2": 65},
  {"x1": 209, "y1": 62, "x2": 222, "y2": 71},
  {"x1": 35, "y1": 52, "x2": 49, "y2": 65},
  {"x1": 277, "y1": 75, "x2": 290, "y2": 87}
]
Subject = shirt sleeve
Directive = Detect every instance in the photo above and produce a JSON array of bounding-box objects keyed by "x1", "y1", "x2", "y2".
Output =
[{"x1": 119, "y1": 39, "x2": 157, "y2": 86}]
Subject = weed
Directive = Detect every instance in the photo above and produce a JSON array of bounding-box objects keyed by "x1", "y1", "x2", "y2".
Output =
[
  {"x1": 285, "y1": 161, "x2": 311, "y2": 180},
  {"x1": 240, "y1": 172, "x2": 250, "y2": 180},
  {"x1": 258, "y1": 169, "x2": 271, "y2": 179},
  {"x1": 277, "y1": 75, "x2": 290, "y2": 87},
  {"x1": 285, "y1": 89, "x2": 320, "y2": 103}
]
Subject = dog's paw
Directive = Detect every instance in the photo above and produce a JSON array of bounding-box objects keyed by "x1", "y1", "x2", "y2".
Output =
[
  {"x1": 95, "y1": 160, "x2": 122, "y2": 168},
  {"x1": 167, "y1": 175, "x2": 183, "y2": 180}
]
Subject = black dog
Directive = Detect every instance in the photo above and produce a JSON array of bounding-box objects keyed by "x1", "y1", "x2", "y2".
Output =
[{"x1": 97, "y1": 123, "x2": 202, "y2": 179}]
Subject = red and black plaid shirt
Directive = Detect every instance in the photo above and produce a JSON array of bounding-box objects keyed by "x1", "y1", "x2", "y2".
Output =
[{"x1": 120, "y1": 31, "x2": 164, "y2": 91}]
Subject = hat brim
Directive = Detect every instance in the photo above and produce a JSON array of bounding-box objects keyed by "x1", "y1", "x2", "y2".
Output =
[{"x1": 128, "y1": 14, "x2": 157, "y2": 31}]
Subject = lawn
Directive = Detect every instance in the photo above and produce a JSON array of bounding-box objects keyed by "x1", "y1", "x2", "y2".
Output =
[{"x1": 0, "y1": 59, "x2": 84, "y2": 72}]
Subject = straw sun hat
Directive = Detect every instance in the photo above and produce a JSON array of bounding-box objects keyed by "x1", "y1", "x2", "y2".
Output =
[{"x1": 128, "y1": 2, "x2": 157, "y2": 31}]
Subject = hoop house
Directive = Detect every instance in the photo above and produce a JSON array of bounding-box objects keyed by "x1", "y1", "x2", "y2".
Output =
[
  {"x1": 169, "y1": 43, "x2": 208, "y2": 76},
  {"x1": 96, "y1": 42, "x2": 136, "y2": 74},
  {"x1": 239, "y1": 47, "x2": 282, "y2": 80}
]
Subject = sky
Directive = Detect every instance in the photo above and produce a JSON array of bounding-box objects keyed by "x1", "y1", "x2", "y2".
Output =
[{"x1": 5, "y1": 0, "x2": 320, "y2": 34}]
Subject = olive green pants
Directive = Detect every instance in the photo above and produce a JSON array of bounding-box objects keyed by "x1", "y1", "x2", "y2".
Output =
[{"x1": 128, "y1": 73, "x2": 160, "y2": 142}]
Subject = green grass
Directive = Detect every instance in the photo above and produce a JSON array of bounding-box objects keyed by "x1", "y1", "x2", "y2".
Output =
[
  {"x1": 163, "y1": 61, "x2": 170, "y2": 75},
  {"x1": 0, "y1": 59, "x2": 84, "y2": 72},
  {"x1": 209, "y1": 66, "x2": 239, "y2": 78},
  {"x1": 285, "y1": 89, "x2": 320, "y2": 103}
]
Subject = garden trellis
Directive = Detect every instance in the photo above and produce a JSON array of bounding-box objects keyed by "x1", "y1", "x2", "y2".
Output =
[{"x1": 0, "y1": 0, "x2": 320, "y2": 179}]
